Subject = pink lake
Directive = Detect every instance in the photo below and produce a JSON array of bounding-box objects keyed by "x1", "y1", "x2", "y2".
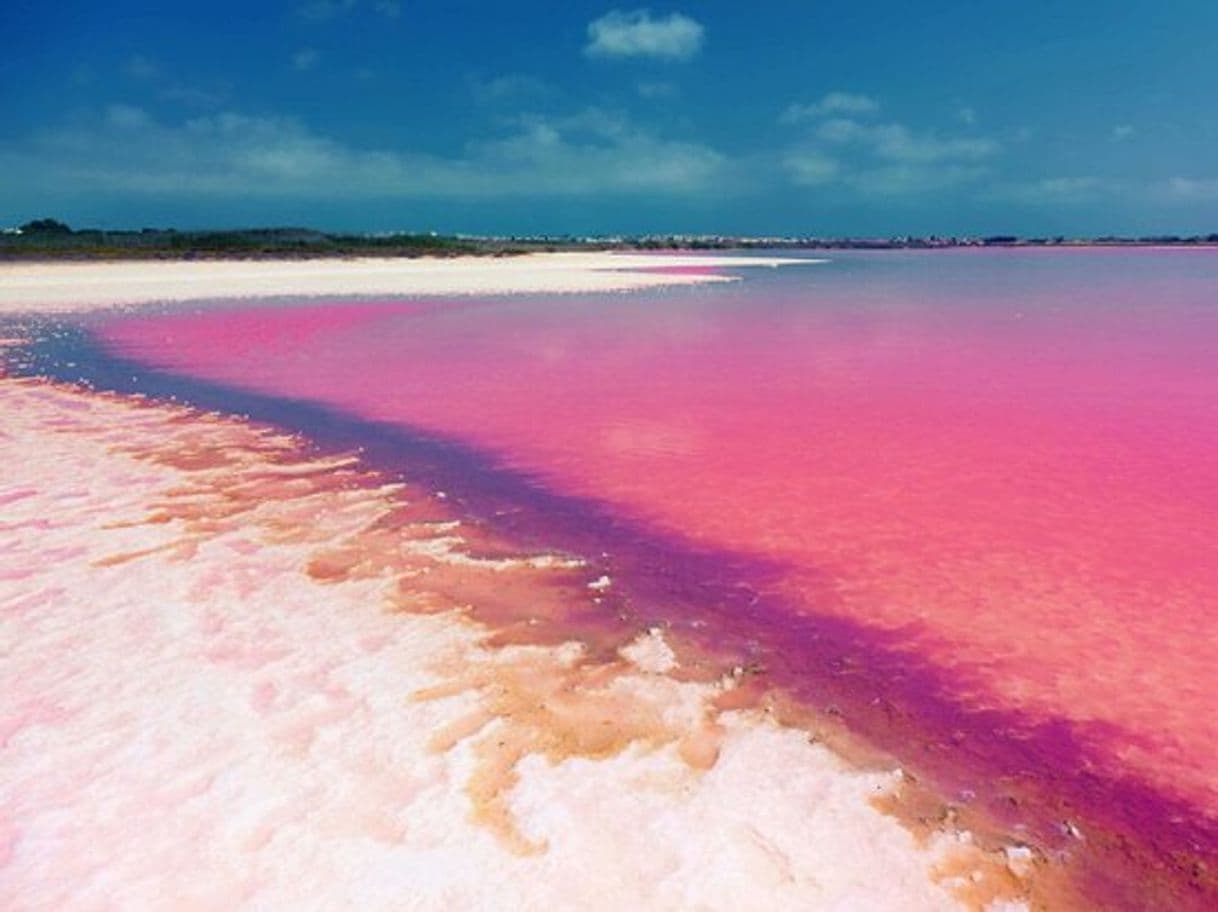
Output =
[{"x1": 83, "y1": 248, "x2": 1218, "y2": 903}]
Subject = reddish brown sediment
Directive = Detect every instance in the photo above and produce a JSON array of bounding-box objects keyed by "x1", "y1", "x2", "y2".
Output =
[
  {"x1": 0, "y1": 373, "x2": 993, "y2": 910},
  {"x1": 269, "y1": 438, "x2": 1064, "y2": 903},
  {"x1": 291, "y1": 435, "x2": 1204, "y2": 911},
  {"x1": 7, "y1": 347, "x2": 1209, "y2": 910}
]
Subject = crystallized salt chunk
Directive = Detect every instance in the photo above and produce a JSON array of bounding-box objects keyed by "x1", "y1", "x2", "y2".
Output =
[
  {"x1": 1003, "y1": 844, "x2": 1036, "y2": 880},
  {"x1": 619, "y1": 627, "x2": 677, "y2": 674},
  {"x1": 587, "y1": 574, "x2": 612, "y2": 592}
]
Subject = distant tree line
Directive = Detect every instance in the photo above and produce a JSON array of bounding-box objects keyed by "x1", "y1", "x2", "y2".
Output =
[
  {"x1": 5, "y1": 217, "x2": 1218, "y2": 260},
  {"x1": 2, "y1": 219, "x2": 488, "y2": 260}
]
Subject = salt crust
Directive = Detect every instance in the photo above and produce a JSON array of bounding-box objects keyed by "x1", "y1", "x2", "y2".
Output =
[
  {"x1": 0, "y1": 377, "x2": 995, "y2": 910},
  {"x1": 0, "y1": 253, "x2": 808, "y2": 313}
]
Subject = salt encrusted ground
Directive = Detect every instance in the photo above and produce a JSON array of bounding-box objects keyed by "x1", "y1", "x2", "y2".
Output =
[
  {"x1": 1, "y1": 255, "x2": 1032, "y2": 909},
  {"x1": 0, "y1": 376, "x2": 1010, "y2": 911},
  {"x1": 0, "y1": 253, "x2": 803, "y2": 313}
]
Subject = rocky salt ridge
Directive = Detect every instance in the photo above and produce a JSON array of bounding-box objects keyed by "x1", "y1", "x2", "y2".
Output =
[{"x1": 0, "y1": 374, "x2": 1026, "y2": 910}]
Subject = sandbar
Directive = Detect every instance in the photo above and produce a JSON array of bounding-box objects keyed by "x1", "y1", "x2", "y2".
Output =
[{"x1": 0, "y1": 252, "x2": 804, "y2": 313}]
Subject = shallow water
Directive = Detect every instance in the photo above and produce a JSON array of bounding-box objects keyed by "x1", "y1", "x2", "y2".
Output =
[{"x1": 21, "y1": 248, "x2": 1218, "y2": 905}]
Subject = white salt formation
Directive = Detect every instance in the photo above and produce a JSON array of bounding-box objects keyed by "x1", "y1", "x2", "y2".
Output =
[
  {"x1": 0, "y1": 253, "x2": 806, "y2": 313},
  {"x1": 0, "y1": 376, "x2": 1016, "y2": 910}
]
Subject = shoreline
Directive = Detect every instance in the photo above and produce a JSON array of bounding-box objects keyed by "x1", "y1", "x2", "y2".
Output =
[
  {"x1": 0, "y1": 252, "x2": 806, "y2": 314},
  {"x1": 0, "y1": 257, "x2": 1029, "y2": 909},
  {"x1": 4, "y1": 254, "x2": 1206, "y2": 908},
  {"x1": 0, "y1": 371, "x2": 1002, "y2": 910},
  {"x1": 24, "y1": 318, "x2": 1180, "y2": 911}
]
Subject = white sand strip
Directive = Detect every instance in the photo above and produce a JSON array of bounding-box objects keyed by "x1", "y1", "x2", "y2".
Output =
[
  {"x1": 0, "y1": 377, "x2": 1013, "y2": 911},
  {"x1": 0, "y1": 253, "x2": 808, "y2": 312}
]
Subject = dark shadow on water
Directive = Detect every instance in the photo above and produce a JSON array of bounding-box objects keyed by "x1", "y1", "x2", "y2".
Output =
[{"x1": 8, "y1": 319, "x2": 1218, "y2": 909}]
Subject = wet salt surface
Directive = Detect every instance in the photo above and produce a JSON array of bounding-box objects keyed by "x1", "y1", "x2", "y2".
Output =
[
  {"x1": 0, "y1": 377, "x2": 990, "y2": 911},
  {"x1": 8, "y1": 247, "x2": 1218, "y2": 907}
]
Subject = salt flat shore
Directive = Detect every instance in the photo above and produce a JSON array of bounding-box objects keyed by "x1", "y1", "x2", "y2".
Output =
[
  {"x1": 0, "y1": 252, "x2": 802, "y2": 312},
  {"x1": 0, "y1": 257, "x2": 1030, "y2": 910},
  {"x1": 0, "y1": 377, "x2": 1010, "y2": 911}
]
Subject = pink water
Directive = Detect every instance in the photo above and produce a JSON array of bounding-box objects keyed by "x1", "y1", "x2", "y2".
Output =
[{"x1": 90, "y1": 248, "x2": 1218, "y2": 897}]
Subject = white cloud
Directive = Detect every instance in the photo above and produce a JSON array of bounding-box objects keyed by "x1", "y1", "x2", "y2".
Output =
[
  {"x1": 1163, "y1": 177, "x2": 1218, "y2": 200},
  {"x1": 292, "y1": 48, "x2": 320, "y2": 71},
  {"x1": 118, "y1": 54, "x2": 225, "y2": 108},
  {"x1": 160, "y1": 85, "x2": 225, "y2": 107},
  {"x1": 297, "y1": 0, "x2": 357, "y2": 21},
  {"x1": 123, "y1": 55, "x2": 159, "y2": 80},
  {"x1": 1112, "y1": 124, "x2": 1135, "y2": 140},
  {"x1": 637, "y1": 80, "x2": 679, "y2": 100},
  {"x1": 995, "y1": 175, "x2": 1218, "y2": 206},
  {"x1": 467, "y1": 108, "x2": 723, "y2": 192},
  {"x1": 585, "y1": 10, "x2": 704, "y2": 61},
  {"x1": 990, "y1": 176, "x2": 1116, "y2": 204},
  {"x1": 297, "y1": 0, "x2": 398, "y2": 21},
  {"x1": 781, "y1": 92, "x2": 879, "y2": 123},
  {"x1": 783, "y1": 150, "x2": 840, "y2": 186},
  {"x1": 469, "y1": 73, "x2": 555, "y2": 103},
  {"x1": 993, "y1": 175, "x2": 1218, "y2": 207},
  {"x1": 1033, "y1": 176, "x2": 1108, "y2": 196},
  {"x1": 105, "y1": 104, "x2": 152, "y2": 129},
  {"x1": 783, "y1": 153, "x2": 989, "y2": 197},
  {"x1": 851, "y1": 163, "x2": 989, "y2": 196},
  {"x1": 0, "y1": 106, "x2": 726, "y2": 201},
  {"x1": 833, "y1": 122, "x2": 999, "y2": 163},
  {"x1": 781, "y1": 102, "x2": 1000, "y2": 196}
]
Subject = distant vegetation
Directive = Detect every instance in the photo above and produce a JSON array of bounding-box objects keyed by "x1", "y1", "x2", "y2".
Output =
[
  {"x1": 3, "y1": 218, "x2": 1217, "y2": 260},
  {"x1": 0, "y1": 220, "x2": 494, "y2": 260}
]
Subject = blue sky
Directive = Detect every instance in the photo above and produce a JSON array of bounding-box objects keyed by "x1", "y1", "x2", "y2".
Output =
[{"x1": 3, "y1": 1, "x2": 1217, "y2": 235}]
